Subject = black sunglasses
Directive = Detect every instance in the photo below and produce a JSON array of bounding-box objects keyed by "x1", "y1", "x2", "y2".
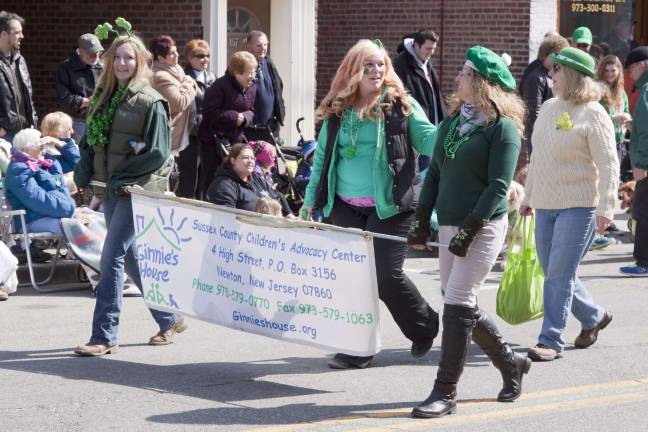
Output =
[{"x1": 194, "y1": 54, "x2": 210, "y2": 59}]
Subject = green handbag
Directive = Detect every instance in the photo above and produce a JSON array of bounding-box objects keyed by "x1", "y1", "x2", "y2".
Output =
[{"x1": 496, "y1": 214, "x2": 544, "y2": 325}]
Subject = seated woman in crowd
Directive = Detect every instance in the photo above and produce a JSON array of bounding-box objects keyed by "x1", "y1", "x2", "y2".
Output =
[
  {"x1": 198, "y1": 51, "x2": 258, "y2": 196},
  {"x1": 207, "y1": 143, "x2": 292, "y2": 216},
  {"x1": 4, "y1": 128, "x2": 81, "y2": 237}
]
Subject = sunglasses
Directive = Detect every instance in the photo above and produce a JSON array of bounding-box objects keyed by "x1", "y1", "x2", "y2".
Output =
[
  {"x1": 194, "y1": 54, "x2": 210, "y2": 59},
  {"x1": 576, "y1": 43, "x2": 590, "y2": 49}
]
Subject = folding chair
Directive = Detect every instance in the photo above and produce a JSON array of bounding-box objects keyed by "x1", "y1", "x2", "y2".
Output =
[{"x1": 0, "y1": 180, "x2": 89, "y2": 293}]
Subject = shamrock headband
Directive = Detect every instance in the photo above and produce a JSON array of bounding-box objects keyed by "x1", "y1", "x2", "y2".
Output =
[{"x1": 95, "y1": 17, "x2": 133, "y2": 40}]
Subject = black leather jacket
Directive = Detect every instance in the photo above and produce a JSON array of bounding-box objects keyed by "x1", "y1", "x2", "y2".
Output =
[
  {"x1": 519, "y1": 59, "x2": 553, "y2": 141},
  {"x1": 0, "y1": 50, "x2": 36, "y2": 134},
  {"x1": 183, "y1": 65, "x2": 216, "y2": 136}
]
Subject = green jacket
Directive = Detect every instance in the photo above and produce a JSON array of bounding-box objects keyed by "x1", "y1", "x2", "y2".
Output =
[
  {"x1": 303, "y1": 97, "x2": 437, "y2": 219},
  {"x1": 74, "y1": 80, "x2": 172, "y2": 198},
  {"x1": 419, "y1": 115, "x2": 521, "y2": 226},
  {"x1": 630, "y1": 71, "x2": 648, "y2": 170}
]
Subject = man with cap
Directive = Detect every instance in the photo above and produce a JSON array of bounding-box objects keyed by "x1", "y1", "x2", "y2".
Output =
[
  {"x1": 0, "y1": 11, "x2": 36, "y2": 143},
  {"x1": 55, "y1": 33, "x2": 103, "y2": 141},
  {"x1": 620, "y1": 46, "x2": 648, "y2": 277},
  {"x1": 572, "y1": 26, "x2": 593, "y2": 53}
]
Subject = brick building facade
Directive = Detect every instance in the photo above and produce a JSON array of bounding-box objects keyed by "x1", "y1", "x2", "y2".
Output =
[
  {"x1": 316, "y1": 0, "x2": 536, "y2": 104},
  {"x1": 1, "y1": 1, "x2": 587, "y2": 134},
  {"x1": 2, "y1": 0, "x2": 203, "y2": 120}
]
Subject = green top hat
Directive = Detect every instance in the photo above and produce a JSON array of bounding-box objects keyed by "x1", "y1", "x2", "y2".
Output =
[{"x1": 549, "y1": 47, "x2": 596, "y2": 78}]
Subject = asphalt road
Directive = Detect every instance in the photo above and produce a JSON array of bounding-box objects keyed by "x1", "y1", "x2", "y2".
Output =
[{"x1": 1, "y1": 217, "x2": 647, "y2": 432}]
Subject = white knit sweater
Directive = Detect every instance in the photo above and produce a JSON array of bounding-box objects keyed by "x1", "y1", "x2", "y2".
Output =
[{"x1": 522, "y1": 98, "x2": 619, "y2": 220}]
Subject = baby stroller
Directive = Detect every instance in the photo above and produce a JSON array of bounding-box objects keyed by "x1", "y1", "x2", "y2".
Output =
[{"x1": 248, "y1": 119, "x2": 310, "y2": 214}]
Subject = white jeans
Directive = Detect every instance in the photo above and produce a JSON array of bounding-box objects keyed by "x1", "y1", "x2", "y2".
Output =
[{"x1": 439, "y1": 215, "x2": 507, "y2": 308}]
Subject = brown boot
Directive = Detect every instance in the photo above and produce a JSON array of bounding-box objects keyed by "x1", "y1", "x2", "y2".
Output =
[
  {"x1": 574, "y1": 311, "x2": 612, "y2": 348},
  {"x1": 149, "y1": 318, "x2": 188, "y2": 345},
  {"x1": 74, "y1": 343, "x2": 119, "y2": 356}
]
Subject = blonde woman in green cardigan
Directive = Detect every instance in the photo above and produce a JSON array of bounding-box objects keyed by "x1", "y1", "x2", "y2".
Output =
[
  {"x1": 408, "y1": 46, "x2": 528, "y2": 418},
  {"x1": 301, "y1": 39, "x2": 440, "y2": 370}
]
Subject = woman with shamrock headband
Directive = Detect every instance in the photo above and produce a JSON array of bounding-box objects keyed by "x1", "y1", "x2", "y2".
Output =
[
  {"x1": 74, "y1": 21, "x2": 186, "y2": 356},
  {"x1": 301, "y1": 39, "x2": 440, "y2": 370},
  {"x1": 520, "y1": 47, "x2": 618, "y2": 363},
  {"x1": 408, "y1": 46, "x2": 529, "y2": 418}
]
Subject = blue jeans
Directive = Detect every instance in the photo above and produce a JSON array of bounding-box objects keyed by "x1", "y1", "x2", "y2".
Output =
[
  {"x1": 535, "y1": 208, "x2": 604, "y2": 351},
  {"x1": 90, "y1": 196, "x2": 178, "y2": 345}
]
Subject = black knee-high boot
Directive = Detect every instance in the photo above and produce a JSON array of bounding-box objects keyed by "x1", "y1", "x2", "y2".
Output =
[
  {"x1": 472, "y1": 308, "x2": 531, "y2": 402},
  {"x1": 412, "y1": 304, "x2": 476, "y2": 418}
]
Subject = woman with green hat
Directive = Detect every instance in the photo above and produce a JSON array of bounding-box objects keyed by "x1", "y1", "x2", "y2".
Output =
[
  {"x1": 520, "y1": 47, "x2": 618, "y2": 362},
  {"x1": 408, "y1": 45, "x2": 529, "y2": 418}
]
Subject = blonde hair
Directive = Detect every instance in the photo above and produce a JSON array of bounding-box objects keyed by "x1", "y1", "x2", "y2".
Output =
[
  {"x1": 184, "y1": 39, "x2": 209, "y2": 59},
  {"x1": 40, "y1": 111, "x2": 72, "y2": 137},
  {"x1": 228, "y1": 51, "x2": 257, "y2": 74},
  {"x1": 316, "y1": 39, "x2": 411, "y2": 121},
  {"x1": 597, "y1": 55, "x2": 625, "y2": 111},
  {"x1": 447, "y1": 72, "x2": 526, "y2": 136},
  {"x1": 557, "y1": 66, "x2": 604, "y2": 105},
  {"x1": 88, "y1": 35, "x2": 152, "y2": 119},
  {"x1": 255, "y1": 196, "x2": 282, "y2": 216}
]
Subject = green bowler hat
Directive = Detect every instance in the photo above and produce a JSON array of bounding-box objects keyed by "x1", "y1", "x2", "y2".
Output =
[
  {"x1": 465, "y1": 45, "x2": 516, "y2": 92},
  {"x1": 549, "y1": 47, "x2": 596, "y2": 78}
]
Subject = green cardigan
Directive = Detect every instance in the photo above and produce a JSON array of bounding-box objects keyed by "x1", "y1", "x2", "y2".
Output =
[
  {"x1": 303, "y1": 97, "x2": 437, "y2": 219},
  {"x1": 419, "y1": 115, "x2": 521, "y2": 226}
]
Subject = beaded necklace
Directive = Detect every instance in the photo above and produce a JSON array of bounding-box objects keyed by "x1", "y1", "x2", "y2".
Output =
[
  {"x1": 341, "y1": 108, "x2": 363, "y2": 159},
  {"x1": 443, "y1": 115, "x2": 479, "y2": 159},
  {"x1": 86, "y1": 84, "x2": 128, "y2": 147}
]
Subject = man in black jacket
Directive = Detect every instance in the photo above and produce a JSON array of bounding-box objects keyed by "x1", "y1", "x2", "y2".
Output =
[
  {"x1": 393, "y1": 29, "x2": 446, "y2": 171},
  {"x1": 0, "y1": 11, "x2": 36, "y2": 143},
  {"x1": 55, "y1": 33, "x2": 103, "y2": 141},
  {"x1": 519, "y1": 34, "x2": 569, "y2": 163},
  {"x1": 245, "y1": 31, "x2": 285, "y2": 141}
]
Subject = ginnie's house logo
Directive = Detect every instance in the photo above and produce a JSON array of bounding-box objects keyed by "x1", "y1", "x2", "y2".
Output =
[{"x1": 135, "y1": 207, "x2": 192, "y2": 307}]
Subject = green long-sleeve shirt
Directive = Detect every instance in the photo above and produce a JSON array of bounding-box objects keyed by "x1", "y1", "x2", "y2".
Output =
[
  {"x1": 303, "y1": 96, "x2": 437, "y2": 219},
  {"x1": 418, "y1": 115, "x2": 521, "y2": 226},
  {"x1": 600, "y1": 89, "x2": 629, "y2": 145},
  {"x1": 630, "y1": 71, "x2": 648, "y2": 170}
]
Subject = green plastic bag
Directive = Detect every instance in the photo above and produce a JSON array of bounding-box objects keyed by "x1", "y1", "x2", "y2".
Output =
[{"x1": 496, "y1": 215, "x2": 544, "y2": 325}]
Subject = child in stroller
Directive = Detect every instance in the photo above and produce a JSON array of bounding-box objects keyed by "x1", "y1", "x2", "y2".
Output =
[
  {"x1": 249, "y1": 140, "x2": 295, "y2": 216},
  {"x1": 294, "y1": 140, "x2": 317, "y2": 197}
]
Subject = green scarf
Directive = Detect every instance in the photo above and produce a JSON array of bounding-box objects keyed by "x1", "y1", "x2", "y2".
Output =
[{"x1": 86, "y1": 84, "x2": 128, "y2": 147}]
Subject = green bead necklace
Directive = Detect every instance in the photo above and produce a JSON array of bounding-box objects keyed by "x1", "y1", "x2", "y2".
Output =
[
  {"x1": 341, "y1": 108, "x2": 363, "y2": 160},
  {"x1": 443, "y1": 115, "x2": 479, "y2": 159}
]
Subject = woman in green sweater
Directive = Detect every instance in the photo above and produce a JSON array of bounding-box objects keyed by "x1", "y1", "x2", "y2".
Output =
[
  {"x1": 301, "y1": 39, "x2": 439, "y2": 370},
  {"x1": 408, "y1": 46, "x2": 529, "y2": 418}
]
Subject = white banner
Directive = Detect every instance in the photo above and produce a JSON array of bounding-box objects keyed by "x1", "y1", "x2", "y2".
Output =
[{"x1": 131, "y1": 191, "x2": 381, "y2": 356}]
